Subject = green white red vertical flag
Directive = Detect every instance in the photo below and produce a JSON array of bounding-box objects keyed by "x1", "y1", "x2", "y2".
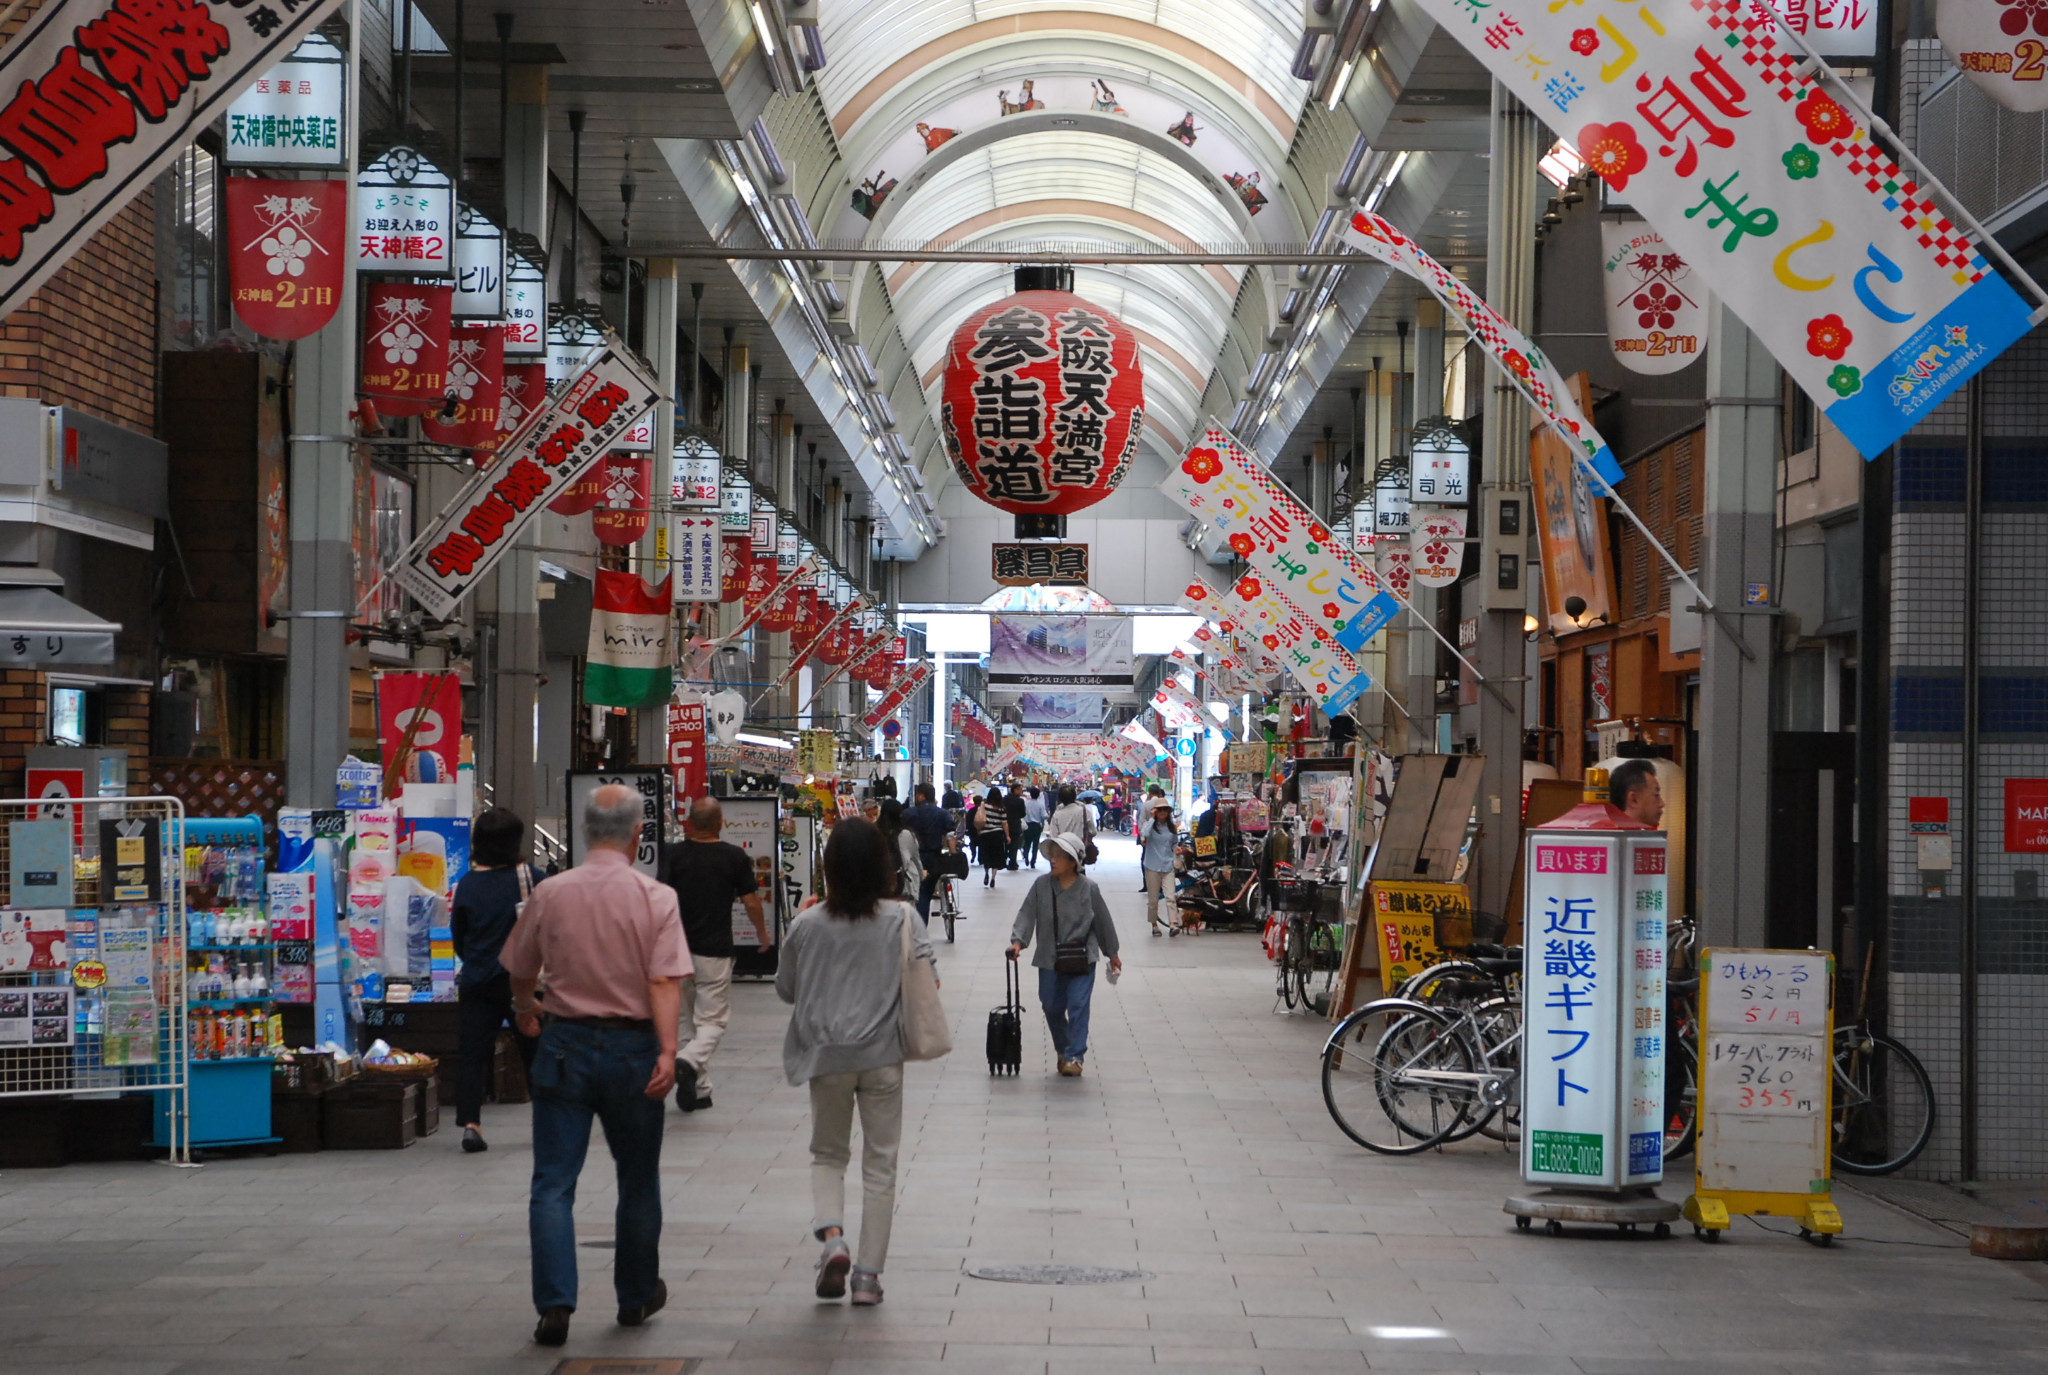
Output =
[{"x1": 585, "y1": 570, "x2": 673, "y2": 708}]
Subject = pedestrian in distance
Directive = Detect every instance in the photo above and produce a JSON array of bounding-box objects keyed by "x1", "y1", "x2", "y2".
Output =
[
  {"x1": 1020, "y1": 786, "x2": 1047, "y2": 868},
  {"x1": 449, "y1": 805, "x2": 544, "y2": 1153},
  {"x1": 877, "y1": 798, "x2": 920, "y2": 900},
  {"x1": 660, "y1": 797, "x2": 773, "y2": 1114},
  {"x1": 976, "y1": 787, "x2": 1011, "y2": 887},
  {"x1": 777, "y1": 817, "x2": 940, "y2": 1308},
  {"x1": 1002, "y1": 784, "x2": 1027, "y2": 869},
  {"x1": 1139, "y1": 800, "x2": 1179, "y2": 937},
  {"x1": 1008, "y1": 832, "x2": 1121, "y2": 1076},
  {"x1": 1044, "y1": 783, "x2": 1095, "y2": 867},
  {"x1": 504, "y1": 784, "x2": 689, "y2": 1347}
]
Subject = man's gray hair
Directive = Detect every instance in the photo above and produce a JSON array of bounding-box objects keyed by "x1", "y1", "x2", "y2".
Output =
[{"x1": 584, "y1": 785, "x2": 644, "y2": 847}]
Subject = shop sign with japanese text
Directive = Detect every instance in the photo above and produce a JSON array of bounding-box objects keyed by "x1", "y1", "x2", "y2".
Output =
[
  {"x1": 1408, "y1": 418, "x2": 1470, "y2": 505},
  {"x1": 0, "y1": 0, "x2": 348, "y2": 319},
  {"x1": 1522, "y1": 834, "x2": 1623, "y2": 1186},
  {"x1": 670, "y1": 513, "x2": 720, "y2": 603},
  {"x1": 354, "y1": 144, "x2": 452, "y2": 275},
  {"x1": 1602, "y1": 221, "x2": 1707, "y2": 374},
  {"x1": 1163, "y1": 423, "x2": 1401, "y2": 655},
  {"x1": 502, "y1": 251, "x2": 545, "y2": 354},
  {"x1": 223, "y1": 31, "x2": 343, "y2": 168},
  {"x1": 224, "y1": 176, "x2": 343, "y2": 339},
  {"x1": 990, "y1": 541, "x2": 1088, "y2": 586},
  {"x1": 452, "y1": 206, "x2": 504, "y2": 319},
  {"x1": 395, "y1": 344, "x2": 662, "y2": 619},
  {"x1": 1408, "y1": 0, "x2": 2033, "y2": 458}
]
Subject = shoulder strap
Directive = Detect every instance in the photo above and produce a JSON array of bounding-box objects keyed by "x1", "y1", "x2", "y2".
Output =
[{"x1": 516, "y1": 864, "x2": 533, "y2": 901}]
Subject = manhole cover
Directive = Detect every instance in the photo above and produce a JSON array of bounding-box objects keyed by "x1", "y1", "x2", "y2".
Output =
[{"x1": 965, "y1": 1264, "x2": 1153, "y2": 1285}]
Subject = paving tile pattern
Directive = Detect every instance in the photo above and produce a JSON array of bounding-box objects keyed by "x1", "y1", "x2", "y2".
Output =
[{"x1": 3, "y1": 839, "x2": 2046, "y2": 1373}]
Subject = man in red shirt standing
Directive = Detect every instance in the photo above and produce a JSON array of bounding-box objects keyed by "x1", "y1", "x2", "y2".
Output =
[{"x1": 506, "y1": 784, "x2": 690, "y2": 1346}]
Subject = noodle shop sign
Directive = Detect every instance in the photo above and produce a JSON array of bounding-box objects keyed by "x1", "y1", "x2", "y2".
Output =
[{"x1": 940, "y1": 284, "x2": 1145, "y2": 515}]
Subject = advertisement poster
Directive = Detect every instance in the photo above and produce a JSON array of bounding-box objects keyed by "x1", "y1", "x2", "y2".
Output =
[
  {"x1": 100, "y1": 918, "x2": 156, "y2": 1065},
  {"x1": 668, "y1": 701, "x2": 708, "y2": 811},
  {"x1": 1522, "y1": 835, "x2": 1622, "y2": 1186},
  {"x1": 9, "y1": 818, "x2": 73, "y2": 907},
  {"x1": 375, "y1": 672, "x2": 463, "y2": 784},
  {"x1": 1529, "y1": 376, "x2": 1618, "y2": 636},
  {"x1": 1019, "y1": 691, "x2": 1105, "y2": 728},
  {"x1": 718, "y1": 797, "x2": 779, "y2": 948},
  {"x1": 567, "y1": 770, "x2": 664, "y2": 876},
  {"x1": 0, "y1": 984, "x2": 72, "y2": 1047},
  {"x1": 988, "y1": 614, "x2": 1134, "y2": 689},
  {"x1": 98, "y1": 817, "x2": 161, "y2": 904},
  {"x1": 1371, "y1": 881, "x2": 1469, "y2": 993},
  {"x1": 0, "y1": 908, "x2": 67, "y2": 972}
]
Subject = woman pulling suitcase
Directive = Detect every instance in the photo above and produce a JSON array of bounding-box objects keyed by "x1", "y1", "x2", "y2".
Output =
[{"x1": 1007, "y1": 833, "x2": 1121, "y2": 1076}]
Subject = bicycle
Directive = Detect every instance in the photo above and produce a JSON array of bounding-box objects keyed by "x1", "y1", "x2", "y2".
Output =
[
  {"x1": 937, "y1": 875, "x2": 960, "y2": 944},
  {"x1": 1321, "y1": 992, "x2": 1521, "y2": 1154},
  {"x1": 1830, "y1": 1024, "x2": 1933, "y2": 1174}
]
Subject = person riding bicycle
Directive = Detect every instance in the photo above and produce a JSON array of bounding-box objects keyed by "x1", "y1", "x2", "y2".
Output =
[{"x1": 903, "y1": 783, "x2": 957, "y2": 925}]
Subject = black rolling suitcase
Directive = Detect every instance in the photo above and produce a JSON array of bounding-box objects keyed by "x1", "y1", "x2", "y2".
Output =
[{"x1": 987, "y1": 955, "x2": 1023, "y2": 1076}]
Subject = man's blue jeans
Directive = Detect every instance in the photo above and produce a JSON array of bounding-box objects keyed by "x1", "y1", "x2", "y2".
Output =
[
  {"x1": 1037, "y1": 966, "x2": 1097, "y2": 1061},
  {"x1": 528, "y1": 1021, "x2": 665, "y2": 1314}
]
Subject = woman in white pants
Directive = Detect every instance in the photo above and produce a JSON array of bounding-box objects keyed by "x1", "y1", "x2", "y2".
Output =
[{"x1": 777, "y1": 818, "x2": 936, "y2": 1307}]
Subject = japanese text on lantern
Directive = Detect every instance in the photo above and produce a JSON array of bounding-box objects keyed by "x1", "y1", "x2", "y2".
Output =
[
  {"x1": 1050, "y1": 306, "x2": 1116, "y2": 488},
  {"x1": 969, "y1": 303, "x2": 1052, "y2": 504}
]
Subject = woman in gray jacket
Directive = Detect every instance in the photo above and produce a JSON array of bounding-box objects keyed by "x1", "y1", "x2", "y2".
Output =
[
  {"x1": 777, "y1": 818, "x2": 936, "y2": 1308},
  {"x1": 1007, "y1": 832, "x2": 1122, "y2": 1076}
]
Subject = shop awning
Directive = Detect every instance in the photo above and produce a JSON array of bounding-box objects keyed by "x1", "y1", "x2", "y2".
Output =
[{"x1": 0, "y1": 586, "x2": 118, "y2": 666}]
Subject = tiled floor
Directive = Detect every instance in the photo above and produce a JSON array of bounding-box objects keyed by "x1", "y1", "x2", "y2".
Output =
[{"x1": 3, "y1": 837, "x2": 2046, "y2": 1374}]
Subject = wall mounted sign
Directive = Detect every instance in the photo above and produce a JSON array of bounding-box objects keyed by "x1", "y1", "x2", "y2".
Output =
[
  {"x1": 990, "y1": 541, "x2": 1088, "y2": 585},
  {"x1": 1407, "y1": 418, "x2": 1470, "y2": 505},
  {"x1": 0, "y1": 0, "x2": 348, "y2": 320},
  {"x1": 670, "y1": 514, "x2": 721, "y2": 604},
  {"x1": 502, "y1": 251, "x2": 546, "y2": 355},
  {"x1": 223, "y1": 32, "x2": 346, "y2": 168},
  {"x1": 355, "y1": 145, "x2": 453, "y2": 275},
  {"x1": 673, "y1": 442, "x2": 722, "y2": 507},
  {"x1": 1374, "y1": 472, "x2": 1412, "y2": 534},
  {"x1": 452, "y1": 206, "x2": 504, "y2": 319}
]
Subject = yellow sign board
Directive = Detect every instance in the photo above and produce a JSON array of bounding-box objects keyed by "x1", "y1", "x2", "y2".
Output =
[{"x1": 1369, "y1": 880, "x2": 1469, "y2": 993}]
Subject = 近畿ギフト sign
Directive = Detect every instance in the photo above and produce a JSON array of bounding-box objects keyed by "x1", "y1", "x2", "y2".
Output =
[
  {"x1": 394, "y1": 343, "x2": 663, "y2": 619},
  {"x1": 0, "y1": 0, "x2": 346, "y2": 321},
  {"x1": 1405, "y1": 0, "x2": 2037, "y2": 459}
]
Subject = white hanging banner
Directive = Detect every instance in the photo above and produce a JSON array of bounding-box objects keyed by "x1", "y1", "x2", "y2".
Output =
[
  {"x1": 394, "y1": 342, "x2": 663, "y2": 619},
  {"x1": 1602, "y1": 221, "x2": 1709, "y2": 375},
  {"x1": 0, "y1": 0, "x2": 348, "y2": 320},
  {"x1": 1409, "y1": 511, "x2": 1467, "y2": 590},
  {"x1": 1400, "y1": 0, "x2": 2037, "y2": 459},
  {"x1": 1938, "y1": 0, "x2": 2048, "y2": 112}
]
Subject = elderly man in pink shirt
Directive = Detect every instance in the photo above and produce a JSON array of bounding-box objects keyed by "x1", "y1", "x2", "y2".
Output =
[{"x1": 505, "y1": 784, "x2": 690, "y2": 1347}]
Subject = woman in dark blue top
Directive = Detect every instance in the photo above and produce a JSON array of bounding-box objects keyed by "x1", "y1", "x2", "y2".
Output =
[{"x1": 450, "y1": 806, "x2": 545, "y2": 1152}]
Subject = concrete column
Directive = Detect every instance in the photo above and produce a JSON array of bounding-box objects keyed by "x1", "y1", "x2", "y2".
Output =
[
  {"x1": 482, "y1": 56, "x2": 551, "y2": 823},
  {"x1": 636, "y1": 260, "x2": 679, "y2": 763},
  {"x1": 772, "y1": 411, "x2": 796, "y2": 514},
  {"x1": 1471, "y1": 80, "x2": 1542, "y2": 924},
  {"x1": 502, "y1": 64, "x2": 549, "y2": 244},
  {"x1": 723, "y1": 342, "x2": 750, "y2": 476},
  {"x1": 1694, "y1": 298, "x2": 1779, "y2": 947},
  {"x1": 1406, "y1": 302, "x2": 1446, "y2": 748},
  {"x1": 286, "y1": 12, "x2": 362, "y2": 807}
]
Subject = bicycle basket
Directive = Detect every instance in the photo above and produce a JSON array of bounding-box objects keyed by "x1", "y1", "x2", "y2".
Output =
[
  {"x1": 1433, "y1": 908, "x2": 1473, "y2": 950},
  {"x1": 1271, "y1": 879, "x2": 1321, "y2": 912}
]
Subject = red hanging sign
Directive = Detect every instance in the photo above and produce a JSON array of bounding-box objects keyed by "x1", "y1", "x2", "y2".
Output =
[
  {"x1": 720, "y1": 535, "x2": 752, "y2": 603},
  {"x1": 548, "y1": 464, "x2": 604, "y2": 515},
  {"x1": 224, "y1": 178, "x2": 344, "y2": 340},
  {"x1": 590, "y1": 453, "x2": 650, "y2": 545},
  {"x1": 496, "y1": 363, "x2": 547, "y2": 452},
  {"x1": 421, "y1": 323, "x2": 503, "y2": 451},
  {"x1": 939, "y1": 288, "x2": 1146, "y2": 516},
  {"x1": 360, "y1": 282, "x2": 452, "y2": 417},
  {"x1": 668, "y1": 701, "x2": 708, "y2": 814},
  {"x1": 743, "y1": 554, "x2": 778, "y2": 615},
  {"x1": 863, "y1": 634, "x2": 905, "y2": 690},
  {"x1": 816, "y1": 613, "x2": 853, "y2": 666},
  {"x1": 375, "y1": 671, "x2": 462, "y2": 788},
  {"x1": 790, "y1": 583, "x2": 831, "y2": 652},
  {"x1": 760, "y1": 572, "x2": 803, "y2": 633}
]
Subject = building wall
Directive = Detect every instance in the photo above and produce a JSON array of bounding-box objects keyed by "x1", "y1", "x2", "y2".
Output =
[
  {"x1": 0, "y1": 195, "x2": 158, "y2": 433},
  {"x1": 1888, "y1": 332, "x2": 2048, "y2": 1180}
]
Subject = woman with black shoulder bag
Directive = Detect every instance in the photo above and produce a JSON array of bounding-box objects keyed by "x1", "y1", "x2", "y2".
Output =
[{"x1": 1006, "y1": 832, "x2": 1121, "y2": 1077}]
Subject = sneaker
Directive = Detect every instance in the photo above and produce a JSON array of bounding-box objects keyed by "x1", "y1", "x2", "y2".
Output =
[
  {"x1": 617, "y1": 1278, "x2": 668, "y2": 1327},
  {"x1": 673, "y1": 1060, "x2": 698, "y2": 1113},
  {"x1": 850, "y1": 1270, "x2": 884, "y2": 1306},
  {"x1": 533, "y1": 1307, "x2": 572, "y2": 1346},
  {"x1": 816, "y1": 1236, "x2": 851, "y2": 1298}
]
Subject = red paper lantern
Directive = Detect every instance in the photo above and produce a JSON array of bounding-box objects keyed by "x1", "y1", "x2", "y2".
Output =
[
  {"x1": 225, "y1": 178, "x2": 346, "y2": 340},
  {"x1": 938, "y1": 273, "x2": 1144, "y2": 516}
]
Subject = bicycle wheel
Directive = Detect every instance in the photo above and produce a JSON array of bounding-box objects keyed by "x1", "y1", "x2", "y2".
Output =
[
  {"x1": 1446, "y1": 997, "x2": 1520, "y2": 1145},
  {"x1": 1322, "y1": 1000, "x2": 1478, "y2": 1154},
  {"x1": 941, "y1": 883, "x2": 957, "y2": 944},
  {"x1": 1399, "y1": 960, "x2": 1489, "y2": 1005},
  {"x1": 1662, "y1": 1032, "x2": 1698, "y2": 1162},
  {"x1": 1309, "y1": 922, "x2": 1343, "y2": 1008},
  {"x1": 1279, "y1": 918, "x2": 1304, "y2": 1009},
  {"x1": 1291, "y1": 921, "x2": 1320, "y2": 1009},
  {"x1": 1832, "y1": 1029, "x2": 1935, "y2": 1175}
]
